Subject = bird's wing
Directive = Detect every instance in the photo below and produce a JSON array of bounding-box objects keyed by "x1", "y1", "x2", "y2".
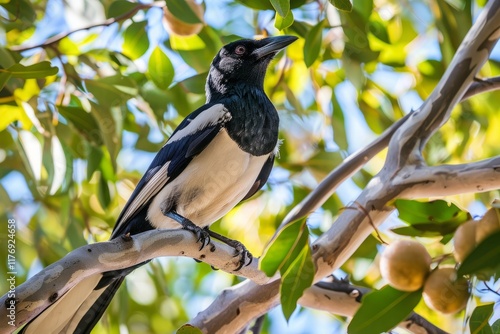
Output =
[
  {"x1": 241, "y1": 154, "x2": 274, "y2": 201},
  {"x1": 19, "y1": 103, "x2": 231, "y2": 334},
  {"x1": 111, "y1": 102, "x2": 230, "y2": 238}
]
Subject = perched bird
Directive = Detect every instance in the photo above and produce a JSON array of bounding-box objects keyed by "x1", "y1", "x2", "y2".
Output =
[{"x1": 21, "y1": 35, "x2": 297, "y2": 333}]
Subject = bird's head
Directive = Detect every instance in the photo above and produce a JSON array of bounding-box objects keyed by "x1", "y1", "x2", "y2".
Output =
[{"x1": 206, "y1": 35, "x2": 298, "y2": 101}]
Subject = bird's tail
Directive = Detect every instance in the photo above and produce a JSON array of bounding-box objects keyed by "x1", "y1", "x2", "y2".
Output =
[{"x1": 20, "y1": 273, "x2": 126, "y2": 334}]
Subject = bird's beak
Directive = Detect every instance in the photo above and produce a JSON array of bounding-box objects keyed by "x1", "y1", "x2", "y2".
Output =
[{"x1": 252, "y1": 35, "x2": 298, "y2": 59}]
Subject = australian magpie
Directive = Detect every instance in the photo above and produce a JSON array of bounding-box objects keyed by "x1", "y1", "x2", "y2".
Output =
[{"x1": 20, "y1": 35, "x2": 297, "y2": 333}]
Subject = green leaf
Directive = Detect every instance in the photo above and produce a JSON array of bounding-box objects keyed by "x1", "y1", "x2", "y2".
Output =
[
  {"x1": 179, "y1": 72, "x2": 207, "y2": 94},
  {"x1": 391, "y1": 221, "x2": 463, "y2": 237},
  {"x1": 0, "y1": 72, "x2": 11, "y2": 91},
  {"x1": 176, "y1": 324, "x2": 203, "y2": 334},
  {"x1": 368, "y1": 20, "x2": 390, "y2": 43},
  {"x1": 491, "y1": 319, "x2": 500, "y2": 333},
  {"x1": 303, "y1": 21, "x2": 323, "y2": 67},
  {"x1": 331, "y1": 93, "x2": 348, "y2": 150},
  {"x1": 1, "y1": 62, "x2": 58, "y2": 79},
  {"x1": 348, "y1": 286, "x2": 421, "y2": 334},
  {"x1": 275, "y1": 10, "x2": 294, "y2": 30},
  {"x1": 122, "y1": 21, "x2": 149, "y2": 60},
  {"x1": 457, "y1": 231, "x2": 500, "y2": 276},
  {"x1": 97, "y1": 172, "x2": 111, "y2": 209},
  {"x1": 2, "y1": 0, "x2": 36, "y2": 22},
  {"x1": 328, "y1": 0, "x2": 352, "y2": 12},
  {"x1": 395, "y1": 199, "x2": 470, "y2": 225},
  {"x1": 57, "y1": 106, "x2": 102, "y2": 144},
  {"x1": 260, "y1": 218, "x2": 308, "y2": 277},
  {"x1": 166, "y1": 0, "x2": 202, "y2": 24},
  {"x1": 0, "y1": 47, "x2": 16, "y2": 68},
  {"x1": 469, "y1": 303, "x2": 494, "y2": 334},
  {"x1": 107, "y1": 0, "x2": 140, "y2": 18},
  {"x1": 270, "y1": 0, "x2": 290, "y2": 17},
  {"x1": 148, "y1": 47, "x2": 175, "y2": 90},
  {"x1": 280, "y1": 239, "x2": 314, "y2": 321}
]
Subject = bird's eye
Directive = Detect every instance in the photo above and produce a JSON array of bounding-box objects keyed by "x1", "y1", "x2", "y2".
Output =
[{"x1": 235, "y1": 45, "x2": 246, "y2": 55}]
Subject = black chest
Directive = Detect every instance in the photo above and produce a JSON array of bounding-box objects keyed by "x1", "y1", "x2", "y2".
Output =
[{"x1": 222, "y1": 87, "x2": 279, "y2": 156}]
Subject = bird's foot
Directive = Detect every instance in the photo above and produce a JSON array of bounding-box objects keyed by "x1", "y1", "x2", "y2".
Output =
[
  {"x1": 206, "y1": 229, "x2": 253, "y2": 271},
  {"x1": 165, "y1": 211, "x2": 210, "y2": 251}
]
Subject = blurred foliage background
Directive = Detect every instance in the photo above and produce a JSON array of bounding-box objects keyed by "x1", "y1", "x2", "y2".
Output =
[{"x1": 0, "y1": 0, "x2": 499, "y2": 333}]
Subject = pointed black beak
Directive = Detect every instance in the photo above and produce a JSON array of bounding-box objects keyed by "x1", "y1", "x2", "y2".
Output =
[{"x1": 252, "y1": 35, "x2": 298, "y2": 59}]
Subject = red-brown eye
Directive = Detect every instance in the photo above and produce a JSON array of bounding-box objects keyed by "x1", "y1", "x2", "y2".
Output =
[{"x1": 235, "y1": 45, "x2": 246, "y2": 55}]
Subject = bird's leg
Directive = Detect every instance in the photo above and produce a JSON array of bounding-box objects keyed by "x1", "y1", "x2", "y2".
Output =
[
  {"x1": 203, "y1": 227, "x2": 253, "y2": 271},
  {"x1": 164, "y1": 211, "x2": 210, "y2": 251}
]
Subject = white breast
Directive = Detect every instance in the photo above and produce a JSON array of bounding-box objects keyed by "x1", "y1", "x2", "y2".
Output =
[{"x1": 147, "y1": 129, "x2": 269, "y2": 229}]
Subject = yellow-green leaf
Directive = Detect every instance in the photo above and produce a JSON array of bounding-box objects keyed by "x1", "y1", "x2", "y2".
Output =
[
  {"x1": 148, "y1": 47, "x2": 174, "y2": 90},
  {"x1": 260, "y1": 218, "x2": 308, "y2": 277},
  {"x1": 275, "y1": 10, "x2": 294, "y2": 31},
  {"x1": 122, "y1": 21, "x2": 149, "y2": 60}
]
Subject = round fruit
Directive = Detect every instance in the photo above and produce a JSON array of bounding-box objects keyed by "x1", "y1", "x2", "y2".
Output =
[
  {"x1": 162, "y1": 0, "x2": 204, "y2": 37},
  {"x1": 380, "y1": 240, "x2": 431, "y2": 292},
  {"x1": 453, "y1": 220, "x2": 477, "y2": 263},
  {"x1": 423, "y1": 267, "x2": 469, "y2": 314},
  {"x1": 475, "y1": 208, "x2": 500, "y2": 244}
]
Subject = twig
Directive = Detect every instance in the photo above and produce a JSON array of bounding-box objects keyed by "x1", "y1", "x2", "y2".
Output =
[{"x1": 9, "y1": 1, "x2": 165, "y2": 52}]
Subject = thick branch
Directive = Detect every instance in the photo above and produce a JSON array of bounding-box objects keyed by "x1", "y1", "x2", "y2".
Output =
[
  {"x1": 0, "y1": 229, "x2": 269, "y2": 330},
  {"x1": 280, "y1": 73, "x2": 500, "y2": 228},
  {"x1": 190, "y1": 1, "x2": 500, "y2": 332},
  {"x1": 386, "y1": 1, "x2": 500, "y2": 168},
  {"x1": 396, "y1": 156, "x2": 500, "y2": 198}
]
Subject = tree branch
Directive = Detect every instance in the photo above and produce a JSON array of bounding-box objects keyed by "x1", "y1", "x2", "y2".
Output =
[
  {"x1": 0, "y1": 229, "x2": 269, "y2": 331},
  {"x1": 397, "y1": 156, "x2": 500, "y2": 198},
  {"x1": 9, "y1": 1, "x2": 165, "y2": 52},
  {"x1": 190, "y1": 1, "x2": 500, "y2": 332}
]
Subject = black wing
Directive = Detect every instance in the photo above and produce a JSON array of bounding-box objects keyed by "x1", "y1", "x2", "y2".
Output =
[
  {"x1": 111, "y1": 103, "x2": 230, "y2": 238},
  {"x1": 241, "y1": 155, "x2": 274, "y2": 201}
]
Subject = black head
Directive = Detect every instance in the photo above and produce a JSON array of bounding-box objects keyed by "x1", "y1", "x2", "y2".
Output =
[{"x1": 206, "y1": 35, "x2": 298, "y2": 101}]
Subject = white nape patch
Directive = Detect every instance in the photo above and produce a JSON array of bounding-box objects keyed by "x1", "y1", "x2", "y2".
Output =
[
  {"x1": 273, "y1": 138, "x2": 283, "y2": 158},
  {"x1": 167, "y1": 104, "x2": 231, "y2": 144}
]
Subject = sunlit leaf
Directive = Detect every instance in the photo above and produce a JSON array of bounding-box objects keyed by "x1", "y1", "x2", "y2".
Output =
[
  {"x1": 469, "y1": 303, "x2": 493, "y2": 334},
  {"x1": 457, "y1": 231, "x2": 500, "y2": 277},
  {"x1": 122, "y1": 21, "x2": 149, "y2": 60},
  {"x1": 177, "y1": 324, "x2": 203, "y2": 334},
  {"x1": 280, "y1": 240, "x2": 314, "y2": 321},
  {"x1": 260, "y1": 218, "x2": 308, "y2": 277},
  {"x1": 303, "y1": 21, "x2": 323, "y2": 67},
  {"x1": 275, "y1": 10, "x2": 294, "y2": 30},
  {"x1": 148, "y1": 47, "x2": 175, "y2": 90},
  {"x1": 49, "y1": 136, "x2": 66, "y2": 195},
  {"x1": 18, "y1": 130, "x2": 42, "y2": 181},
  {"x1": 348, "y1": 286, "x2": 421, "y2": 334}
]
